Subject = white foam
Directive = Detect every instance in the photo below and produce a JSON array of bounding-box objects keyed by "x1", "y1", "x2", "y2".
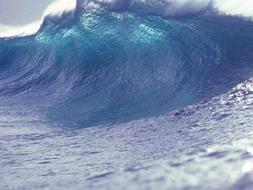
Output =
[
  {"x1": 43, "y1": 0, "x2": 77, "y2": 18},
  {"x1": 80, "y1": 0, "x2": 253, "y2": 17},
  {"x1": 140, "y1": 0, "x2": 253, "y2": 17},
  {"x1": 214, "y1": 0, "x2": 253, "y2": 18},
  {"x1": 1, "y1": 0, "x2": 253, "y2": 38},
  {"x1": 0, "y1": 21, "x2": 41, "y2": 38},
  {"x1": 163, "y1": 0, "x2": 253, "y2": 17}
]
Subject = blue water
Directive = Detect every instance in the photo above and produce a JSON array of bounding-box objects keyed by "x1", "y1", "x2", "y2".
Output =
[{"x1": 1, "y1": 1, "x2": 253, "y2": 189}]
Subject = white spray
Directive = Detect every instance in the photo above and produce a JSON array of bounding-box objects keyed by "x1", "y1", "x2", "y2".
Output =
[{"x1": 1, "y1": 0, "x2": 253, "y2": 38}]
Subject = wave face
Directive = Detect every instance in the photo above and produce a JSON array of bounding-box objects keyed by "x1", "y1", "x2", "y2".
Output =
[{"x1": 1, "y1": 1, "x2": 253, "y2": 126}]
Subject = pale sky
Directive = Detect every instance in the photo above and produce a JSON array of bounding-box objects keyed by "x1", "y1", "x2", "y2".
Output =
[
  {"x1": 0, "y1": 0, "x2": 54, "y2": 25},
  {"x1": 1, "y1": 0, "x2": 253, "y2": 26}
]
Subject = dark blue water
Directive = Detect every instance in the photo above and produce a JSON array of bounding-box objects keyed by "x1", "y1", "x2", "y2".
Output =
[{"x1": 1, "y1": 1, "x2": 253, "y2": 189}]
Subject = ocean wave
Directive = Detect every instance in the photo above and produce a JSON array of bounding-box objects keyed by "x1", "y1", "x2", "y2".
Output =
[
  {"x1": 1, "y1": 2, "x2": 253, "y2": 189},
  {"x1": 1, "y1": 0, "x2": 253, "y2": 38},
  {"x1": 1, "y1": 3, "x2": 253, "y2": 126},
  {"x1": 80, "y1": 0, "x2": 253, "y2": 17}
]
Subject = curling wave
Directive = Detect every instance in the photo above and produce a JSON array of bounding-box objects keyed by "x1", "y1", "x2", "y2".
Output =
[
  {"x1": 1, "y1": 0, "x2": 253, "y2": 38},
  {"x1": 0, "y1": 0, "x2": 253, "y2": 126}
]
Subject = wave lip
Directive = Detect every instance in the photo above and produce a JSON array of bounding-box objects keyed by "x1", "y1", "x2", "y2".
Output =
[
  {"x1": 1, "y1": 0, "x2": 253, "y2": 38},
  {"x1": 214, "y1": 0, "x2": 253, "y2": 18},
  {"x1": 79, "y1": 0, "x2": 253, "y2": 17},
  {"x1": 1, "y1": 0, "x2": 253, "y2": 126}
]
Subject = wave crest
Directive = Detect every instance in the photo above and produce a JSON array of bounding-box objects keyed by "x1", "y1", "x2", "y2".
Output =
[
  {"x1": 1, "y1": 5, "x2": 253, "y2": 126},
  {"x1": 1, "y1": 0, "x2": 253, "y2": 38},
  {"x1": 79, "y1": 0, "x2": 253, "y2": 17}
]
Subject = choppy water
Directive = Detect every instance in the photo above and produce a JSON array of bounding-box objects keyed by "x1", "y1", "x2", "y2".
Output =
[
  {"x1": 1, "y1": 78, "x2": 253, "y2": 190},
  {"x1": 1, "y1": 0, "x2": 253, "y2": 189}
]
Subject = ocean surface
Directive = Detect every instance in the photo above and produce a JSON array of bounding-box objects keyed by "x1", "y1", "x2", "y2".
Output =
[{"x1": 1, "y1": 0, "x2": 253, "y2": 189}]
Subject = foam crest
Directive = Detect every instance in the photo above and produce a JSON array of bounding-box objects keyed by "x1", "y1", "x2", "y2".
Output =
[
  {"x1": 43, "y1": 0, "x2": 76, "y2": 18},
  {"x1": 214, "y1": 0, "x2": 253, "y2": 18},
  {"x1": 1, "y1": 0, "x2": 253, "y2": 38},
  {"x1": 162, "y1": 0, "x2": 253, "y2": 18},
  {"x1": 0, "y1": 21, "x2": 40, "y2": 38},
  {"x1": 79, "y1": 0, "x2": 253, "y2": 17}
]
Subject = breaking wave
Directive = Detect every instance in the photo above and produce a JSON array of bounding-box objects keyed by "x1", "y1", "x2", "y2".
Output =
[
  {"x1": 1, "y1": 0, "x2": 253, "y2": 126},
  {"x1": 1, "y1": 0, "x2": 253, "y2": 38}
]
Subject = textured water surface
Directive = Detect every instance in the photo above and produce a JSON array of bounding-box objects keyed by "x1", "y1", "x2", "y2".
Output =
[
  {"x1": 1, "y1": 0, "x2": 253, "y2": 189},
  {"x1": 1, "y1": 79, "x2": 253, "y2": 190}
]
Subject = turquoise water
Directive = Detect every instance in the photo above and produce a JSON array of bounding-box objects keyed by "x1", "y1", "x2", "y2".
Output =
[{"x1": 1, "y1": 1, "x2": 253, "y2": 189}]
